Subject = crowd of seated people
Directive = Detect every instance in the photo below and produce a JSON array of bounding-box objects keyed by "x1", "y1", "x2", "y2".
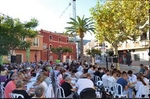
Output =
[{"x1": 0, "y1": 61, "x2": 149, "y2": 99}]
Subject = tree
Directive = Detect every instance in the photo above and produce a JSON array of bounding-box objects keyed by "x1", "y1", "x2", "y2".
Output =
[
  {"x1": 65, "y1": 16, "x2": 95, "y2": 64},
  {"x1": 51, "y1": 47, "x2": 73, "y2": 60},
  {"x1": 86, "y1": 48, "x2": 101, "y2": 64},
  {"x1": 0, "y1": 15, "x2": 38, "y2": 64},
  {"x1": 86, "y1": 49, "x2": 101, "y2": 57},
  {"x1": 90, "y1": 0, "x2": 149, "y2": 69}
]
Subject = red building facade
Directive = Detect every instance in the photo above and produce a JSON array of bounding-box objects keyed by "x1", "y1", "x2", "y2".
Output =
[{"x1": 40, "y1": 29, "x2": 77, "y2": 62}]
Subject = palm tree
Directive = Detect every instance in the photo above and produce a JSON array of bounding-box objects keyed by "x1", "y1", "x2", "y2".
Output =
[{"x1": 65, "y1": 16, "x2": 95, "y2": 64}]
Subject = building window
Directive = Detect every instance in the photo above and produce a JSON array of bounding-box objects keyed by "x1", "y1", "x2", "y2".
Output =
[
  {"x1": 59, "y1": 37, "x2": 61, "y2": 42},
  {"x1": 21, "y1": 37, "x2": 26, "y2": 41},
  {"x1": 140, "y1": 33, "x2": 147, "y2": 41},
  {"x1": 49, "y1": 44, "x2": 52, "y2": 48},
  {"x1": 134, "y1": 54, "x2": 140, "y2": 61},
  {"x1": 50, "y1": 35, "x2": 53, "y2": 40},
  {"x1": 33, "y1": 38, "x2": 39, "y2": 46}
]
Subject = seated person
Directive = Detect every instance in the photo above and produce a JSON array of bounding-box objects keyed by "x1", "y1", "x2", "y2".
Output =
[
  {"x1": 60, "y1": 74, "x2": 68, "y2": 85},
  {"x1": 32, "y1": 86, "x2": 45, "y2": 98},
  {"x1": 116, "y1": 72, "x2": 129, "y2": 97},
  {"x1": 61, "y1": 76, "x2": 76, "y2": 98},
  {"x1": 76, "y1": 73, "x2": 95, "y2": 95},
  {"x1": 0, "y1": 66, "x2": 8, "y2": 83},
  {"x1": 12, "y1": 80, "x2": 32, "y2": 99},
  {"x1": 4, "y1": 74, "x2": 19, "y2": 98},
  {"x1": 94, "y1": 67, "x2": 101, "y2": 77}
]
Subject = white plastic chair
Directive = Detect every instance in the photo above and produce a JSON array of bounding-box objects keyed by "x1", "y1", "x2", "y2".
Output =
[
  {"x1": 96, "y1": 80, "x2": 103, "y2": 87},
  {"x1": 114, "y1": 83, "x2": 127, "y2": 98},
  {"x1": 96, "y1": 81, "x2": 103, "y2": 98},
  {"x1": 93, "y1": 76, "x2": 101, "y2": 83},
  {"x1": 107, "y1": 80, "x2": 116, "y2": 95},
  {"x1": 0, "y1": 85, "x2": 5, "y2": 98},
  {"x1": 56, "y1": 86, "x2": 65, "y2": 98},
  {"x1": 45, "y1": 84, "x2": 55, "y2": 98},
  {"x1": 102, "y1": 78, "x2": 109, "y2": 92},
  {"x1": 10, "y1": 93, "x2": 24, "y2": 98}
]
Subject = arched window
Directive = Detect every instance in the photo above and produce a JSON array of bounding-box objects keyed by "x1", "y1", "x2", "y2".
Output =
[
  {"x1": 59, "y1": 37, "x2": 61, "y2": 42},
  {"x1": 49, "y1": 44, "x2": 53, "y2": 48},
  {"x1": 50, "y1": 35, "x2": 53, "y2": 40}
]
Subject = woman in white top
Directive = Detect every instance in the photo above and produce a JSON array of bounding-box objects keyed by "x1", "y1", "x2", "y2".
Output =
[
  {"x1": 135, "y1": 74, "x2": 148, "y2": 98},
  {"x1": 57, "y1": 68, "x2": 66, "y2": 85},
  {"x1": 36, "y1": 74, "x2": 48, "y2": 96}
]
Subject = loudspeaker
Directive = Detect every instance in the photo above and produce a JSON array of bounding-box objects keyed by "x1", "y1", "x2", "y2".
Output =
[{"x1": 11, "y1": 55, "x2": 16, "y2": 63}]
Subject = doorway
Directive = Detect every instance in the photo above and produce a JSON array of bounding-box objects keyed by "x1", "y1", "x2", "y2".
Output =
[{"x1": 16, "y1": 55, "x2": 22, "y2": 64}]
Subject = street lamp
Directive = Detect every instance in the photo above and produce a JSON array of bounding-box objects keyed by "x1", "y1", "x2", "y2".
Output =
[
  {"x1": 43, "y1": 44, "x2": 50, "y2": 62},
  {"x1": 46, "y1": 48, "x2": 49, "y2": 62},
  {"x1": 105, "y1": 53, "x2": 108, "y2": 70}
]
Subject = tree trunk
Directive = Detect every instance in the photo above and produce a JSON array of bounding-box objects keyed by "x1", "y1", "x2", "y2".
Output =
[
  {"x1": 114, "y1": 46, "x2": 120, "y2": 70},
  {"x1": 80, "y1": 37, "x2": 84, "y2": 65},
  {"x1": 0, "y1": 55, "x2": 3, "y2": 65},
  {"x1": 92, "y1": 56, "x2": 95, "y2": 65},
  {"x1": 58, "y1": 52, "x2": 63, "y2": 61},
  {"x1": 26, "y1": 48, "x2": 30, "y2": 62}
]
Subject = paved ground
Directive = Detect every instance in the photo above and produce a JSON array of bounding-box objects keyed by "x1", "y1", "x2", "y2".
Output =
[{"x1": 98, "y1": 62, "x2": 140, "y2": 73}]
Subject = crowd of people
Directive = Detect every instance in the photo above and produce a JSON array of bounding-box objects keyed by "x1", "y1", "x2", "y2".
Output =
[{"x1": 0, "y1": 60, "x2": 150, "y2": 98}]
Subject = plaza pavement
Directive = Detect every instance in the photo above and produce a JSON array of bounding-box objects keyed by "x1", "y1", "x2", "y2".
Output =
[{"x1": 98, "y1": 62, "x2": 140, "y2": 73}]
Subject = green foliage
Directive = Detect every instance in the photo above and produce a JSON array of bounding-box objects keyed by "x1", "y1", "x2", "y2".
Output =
[
  {"x1": 90, "y1": 0, "x2": 149, "y2": 45},
  {"x1": 90, "y1": 0, "x2": 148, "y2": 69},
  {"x1": 51, "y1": 47, "x2": 73, "y2": 60},
  {"x1": 65, "y1": 16, "x2": 95, "y2": 64},
  {"x1": 65, "y1": 16, "x2": 95, "y2": 38},
  {"x1": 106, "y1": 50, "x2": 114, "y2": 56},
  {"x1": 86, "y1": 49, "x2": 101, "y2": 57},
  {"x1": 51, "y1": 47, "x2": 72, "y2": 54},
  {"x1": 0, "y1": 15, "x2": 38, "y2": 55}
]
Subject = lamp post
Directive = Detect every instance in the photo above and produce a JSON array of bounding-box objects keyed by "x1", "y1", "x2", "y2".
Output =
[
  {"x1": 43, "y1": 44, "x2": 50, "y2": 62},
  {"x1": 105, "y1": 53, "x2": 108, "y2": 70},
  {"x1": 47, "y1": 48, "x2": 49, "y2": 62}
]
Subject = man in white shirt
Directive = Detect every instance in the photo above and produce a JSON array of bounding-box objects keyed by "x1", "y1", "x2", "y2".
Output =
[
  {"x1": 102, "y1": 70, "x2": 110, "y2": 80},
  {"x1": 76, "y1": 74, "x2": 94, "y2": 95},
  {"x1": 77, "y1": 64, "x2": 83, "y2": 73},
  {"x1": 88, "y1": 65, "x2": 95, "y2": 78},
  {"x1": 127, "y1": 70, "x2": 137, "y2": 98},
  {"x1": 107, "y1": 71, "x2": 117, "y2": 93},
  {"x1": 108, "y1": 71, "x2": 117, "y2": 83}
]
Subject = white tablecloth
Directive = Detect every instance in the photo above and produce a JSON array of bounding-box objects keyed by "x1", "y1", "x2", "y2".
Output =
[{"x1": 26, "y1": 77, "x2": 36, "y2": 91}]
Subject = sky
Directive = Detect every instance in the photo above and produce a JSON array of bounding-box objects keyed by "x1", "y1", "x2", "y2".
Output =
[{"x1": 0, "y1": 0, "x2": 104, "y2": 40}]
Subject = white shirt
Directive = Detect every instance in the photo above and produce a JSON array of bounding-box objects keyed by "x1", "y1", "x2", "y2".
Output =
[
  {"x1": 143, "y1": 77, "x2": 149, "y2": 86},
  {"x1": 40, "y1": 81, "x2": 48, "y2": 95},
  {"x1": 76, "y1": 78, "x2": 94, "y2": 95},
  {"x1": 128, "y1": 74, "x2": 137, "y2": 84},
  {"x1": 102, "y1": 74, "x2": 110, "y2": 80},
  {"x1": 135, "y1": 83, "x2": 149, "y2": 98},
  {"x1": 57, "y1": 74, "x2": 63, "y2": 84},
  {"x1": 75, "y1": 72, "x2": 82, "y2": 79},
  {"x1": 108, "y1": 76, "x2": 117, "y2": 83},
  {"x1": 88, "y1": 69, "x2": 95, "y2": 77},
  {"x1": 77, "y1": 66, "x2": 83, "y2": 73}
]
